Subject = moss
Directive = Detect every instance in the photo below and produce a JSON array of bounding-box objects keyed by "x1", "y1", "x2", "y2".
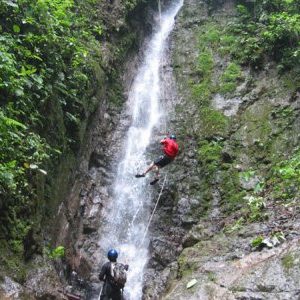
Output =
[
  {"x1": 200, "y1": 108, "x2": 229, "y2": 138},
  {"x1": 198, "y1": 140, "x2": 223, "y2": 174},
  {"x1": 198, "y1": 22, "x2": 221, "y2": 50},
  {"x1": 0, "y1": 241, "x2": 27, "y2": 283},
  {"x1": 178, "y1": 248, "x2": 198, "y2": 277},
  {"x1": 219, "y1": 34, "x2": 237, "y2": 56},
  {"x1": 282, "y1": 70, "x2": 300, "y2": 90},
  {"x1": 198, "y1": 50, "x2": 214, "y2": 77},
  {"x1": 230, "y1": 286, "x2": 247, "y2": 292},
  {"x1": 269, "y1": 149, "x2": 300, "y2": 201},
  {"x1": 281, "y1": 254, "x2": 295, "y2": 270},
  {"x1": 207, "y1": 271, "x2": 217, "y2": 282},
  {"x1": 219, "y1": 167, "x2": 246, "y2": 213},
  {"x1": 108, "y1": 81, "x2": 125, "y2": 108},
  {"x1": 191, "y1": 80, "x2": 212, "y2": 105},
  {"x1": 219, "y1": 62, "x2": 242, "y2": 94}
]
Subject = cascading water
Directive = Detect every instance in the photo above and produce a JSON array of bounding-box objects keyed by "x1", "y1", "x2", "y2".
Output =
[{"x1": 97, "y1": 1, "x2": 183, "y2": 299}]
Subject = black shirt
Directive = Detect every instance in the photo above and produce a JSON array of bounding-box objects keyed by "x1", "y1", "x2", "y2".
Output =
[{"x1": 99, "y1": 261, "x2": 114, "y2": 282}]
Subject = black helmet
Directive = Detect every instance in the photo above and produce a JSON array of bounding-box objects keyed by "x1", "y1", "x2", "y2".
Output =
[
  {"x1": 107, "y1": 249, "x2": 118, "y2": 261},
  {"x1": 170, "y1": 134, "x2": 176, "y2": 140}
]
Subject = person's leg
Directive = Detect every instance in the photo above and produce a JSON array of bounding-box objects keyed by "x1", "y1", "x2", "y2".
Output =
[
  {"x1": 153, "y1": 165, "x2": 159, "y2": 179},
  {"x1": 150, "y1": 156, "x2": 173, "y2": 185},
  {"x1": 135, "y1": 162, "x2": 155, "y2": 177},
  {"x1": 100, "y1": 282, "x2": 112, "y2": 300},
  {"x1": 144, "y1": 162, "x2": 155, "y2": 175},
  {"x1": 111, "y1": 288, "x2": 122, "y2": 300},
  {"x1": 148, "y1": 164, "x2": 160, "y2": 185}
]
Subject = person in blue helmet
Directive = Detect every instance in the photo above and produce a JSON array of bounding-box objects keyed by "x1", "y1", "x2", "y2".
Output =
[
  {"x1": 99, "y1": 249, "x2": 129, "y2": 300},
  {"x1": 135, "y1": 134, "x2": 179, "y2": 185}
]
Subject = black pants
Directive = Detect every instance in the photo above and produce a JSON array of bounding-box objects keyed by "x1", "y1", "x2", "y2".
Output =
[
  {"x1": 154, "y1": 155, "x2": 173, "y2": 168},
  {"x1": 100, "y1": 282, "x2": 122, "y2": 300}
]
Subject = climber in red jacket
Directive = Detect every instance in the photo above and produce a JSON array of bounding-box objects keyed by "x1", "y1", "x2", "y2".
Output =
[{"x1": 135, "y1": 134, "x2": 179, "y2": 185}]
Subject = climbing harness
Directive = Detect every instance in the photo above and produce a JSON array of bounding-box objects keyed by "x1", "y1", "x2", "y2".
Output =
[{"x1": 141, "y1": 174, "x2": 167, "y2": 245}]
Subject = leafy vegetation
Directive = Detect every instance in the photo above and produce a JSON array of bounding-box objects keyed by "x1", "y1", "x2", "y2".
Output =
[
  {"x1": 0, "y1": 0, "x2": 141, "y2": 268},
  {"x1": 251, "y1": 231, "x2": 286, "y2": 250},
  {"x1": 251, "y1": 235, "x2": 264, "y2": 248},
  {"x1": 271, "y1": 149, "x2": 300, "y2": 200},
  {"x1": 244, "y1": 195, "x2": 267, "y2": 222},
  {"x1": 0, "y1": 0, "x2": 100, "y2": 255},
  {"x1": 227, "y1": 0, "x2": 300, "y2": 71},
  {"x1": 48, "y1": 245, "x2": 65, "y2": 259},
  {"x1": 198, "y1": 140, "x2": 223, "y2": 173},
  {"x1": 219, "y1": 63, "x2": 242, "y2": 94}
]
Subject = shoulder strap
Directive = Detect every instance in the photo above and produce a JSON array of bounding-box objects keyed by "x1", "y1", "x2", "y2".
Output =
[{"x1": 110, "y1": 262, "x2": 116, "y2": 277}]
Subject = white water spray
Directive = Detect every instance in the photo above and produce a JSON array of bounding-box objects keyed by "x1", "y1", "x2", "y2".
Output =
[{"x1": 97, "y1": 1, "x2": 183, "y2": 299}]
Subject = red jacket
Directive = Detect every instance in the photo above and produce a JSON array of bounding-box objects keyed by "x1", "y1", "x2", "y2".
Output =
[{"x1": 161, "y1": 138, "x2": 179, "y2": 159}]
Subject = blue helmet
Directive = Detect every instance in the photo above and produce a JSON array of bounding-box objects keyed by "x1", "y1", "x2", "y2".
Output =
[
  {"x1": 170, "y1": 134, "x2": 176, "y2": 140},
  {"x1": 107, "y1": 249, "x2": 118, "y2": 261}
]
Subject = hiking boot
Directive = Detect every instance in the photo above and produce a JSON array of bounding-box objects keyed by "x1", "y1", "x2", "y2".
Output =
[
  {"x1": 150, "y1": 178, "x2": 159, "y2": 185},
  {"x1": 135, "y1": 174, "x2": 145, "y2": 178}
]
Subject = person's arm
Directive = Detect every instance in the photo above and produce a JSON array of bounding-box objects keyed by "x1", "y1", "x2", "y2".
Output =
[
  {"x1": 160, "y1": 138, "x2": 167, "y2": 145},
  {"x1": 99, "y1": 263, "x2": 108, "y2": 281}
]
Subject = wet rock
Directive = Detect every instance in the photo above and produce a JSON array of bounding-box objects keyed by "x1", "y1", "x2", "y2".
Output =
[
  {"x1": 0, "y1": 277, "x2": 23, "y2": 299},
  {"x1": 221, "y1": 150, "x2": 234, "y2": 163},
  {"x1": 88, "y1": 151, "x2": 105, "y2": 169},
  {"x1": 182, "y1": 224, "x2": 214, "y2": 247},
  {"x1": 237, "y1": 223, "x2": 269, "y2": 238},
  {"x1": 176, "y1": 197, "x2": 199, "y2": 227},
  {"x1": 83, "y1": 220, "x2": 98, "y2": 234},
  {"x1": 212, "y1": 94, "x2": 243, "y2": 116},
  {"x1": 24, "y1": 258, "x2": 65, "y2": 299},
  {"x1": 149, "y1": 238, "x2": 180, "y2": 268}
]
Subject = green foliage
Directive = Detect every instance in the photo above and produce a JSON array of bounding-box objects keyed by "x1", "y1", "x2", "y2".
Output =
[
  {"x1": 271, "y1": 149, "x2": 300, "y2": 200},
  {"x1": 198, "y1": 50, "x2": 214, "y2": 77},
  {"x1": 198, "y1": 23, "x2": 221, "y2": 49},
  {"x1": 220, "y1": 167, "x2": 247, "y2": 213},
  {"x1": 124, "y1": 0, "x2": 139, "y2": 11},
  {"x1": 0, "y1": 0, "x2": 140, "y2": 260},
  {"x1": 251, "y1": 236, "x2": 264, "y2": 248},
  {"x1": 251, "y1": 231, "x2": 286, "y2": 250},
  {"x1": 219, "y1": 63, "x2": 242, "y2": 94},
  {"x1": 240, "y1": 170, "x2": 255, "y2": 182},
  {"x1": 224, "y1": 217, "x2": 244, "y2": 234},
  {"x1": 245, "y1": 195, "x2": 267, "y2": 222},
  {"x1": 200, "y1": 108, "x2": 229, "y2": 137},
  {"x1": 226, "y1": 1, "x2": 300, "y2": 69},
  {"x1": 0, "y1": 110, "x2": 51, "y2": 191},
  {"x1": 198, "y1": 140, "x2": 223, "y2": 173},
  {"x1": 48, "y1": 246, "x2": 65, "y2": 259}
]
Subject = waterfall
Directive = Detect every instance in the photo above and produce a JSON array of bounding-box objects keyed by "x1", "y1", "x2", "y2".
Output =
[{"x1": 97, "y1": 1, "x2": 183, "y2": 299}]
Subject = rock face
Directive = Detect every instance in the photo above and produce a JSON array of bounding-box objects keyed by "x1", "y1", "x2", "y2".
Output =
[
  {"x1": 3, "y1": 0, "x2": 299, "y2": 299},
  {"x1": 52, "y1": 0, "x2": 300, "y2": 298},
  {"x1": 144, "y1": 0, "x2": 300, "y2": 299}
]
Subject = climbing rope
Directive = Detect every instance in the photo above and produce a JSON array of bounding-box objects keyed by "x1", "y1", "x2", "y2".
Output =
[
  {"x1": 141, "y1": 174, "x2": 167, "y2": 245},
  {"x1": 97, "y1": 284, "x2": 103, "y2": 300}
]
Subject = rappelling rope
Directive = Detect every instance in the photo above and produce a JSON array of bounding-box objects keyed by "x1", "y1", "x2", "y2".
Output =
[
  {"x1": 97, "y1": 283, "x2": 103, "y2": 300},
  {"x1": 141, "y1": 174, "x2": 167, "y2": 245}
]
